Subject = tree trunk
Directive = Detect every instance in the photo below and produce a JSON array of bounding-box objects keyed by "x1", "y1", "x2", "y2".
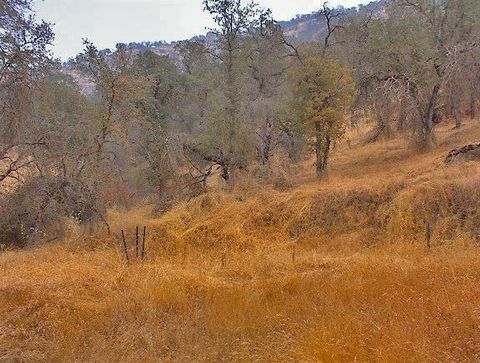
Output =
[
  {"x1": 220, "y1": 163, "x2": 230, "y2": 183},
  {"x1": 377, "y1": 112, "x2": 392, "y2": 139},
  {"x1": 398, "y1": 98, "x2": 408, "y2": 132},
  {"x1": 224, "y1": 36, "x2": 238, "y2": 187},
  {"x1": 452, "y1": 102, "x2": 462, "y2": 129},
  {"x1": 420, "y1": 84, "x2": 440, "y2": 150},
  {"x1": 261, "y1": 115, "x2": 273, "y2": 166},
  {"x1": 323, "y1": 136, "x2": 331, "y2": 171},
  {"x1": 315, "y1": 122, "x2": 325, "y2": 179}
]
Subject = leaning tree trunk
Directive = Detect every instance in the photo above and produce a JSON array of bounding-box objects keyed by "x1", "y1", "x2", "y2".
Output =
[{"x1": 419, "y1": 84, "x2": 440, "y2": 150}]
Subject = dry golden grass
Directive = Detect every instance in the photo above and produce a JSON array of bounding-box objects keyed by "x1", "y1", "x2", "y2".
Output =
[{"x1": 2, "y1": 119, "x2": 480, "y2": 362}]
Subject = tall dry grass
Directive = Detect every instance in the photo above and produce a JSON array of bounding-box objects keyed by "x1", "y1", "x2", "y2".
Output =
[{"x1": 2, "y1": 119, "x2": 480, "y2": 362}]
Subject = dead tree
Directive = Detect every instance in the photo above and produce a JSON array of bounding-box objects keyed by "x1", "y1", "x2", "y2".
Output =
[{"x1": 319, "y1": 2, "x2": 344, "y2": 53}]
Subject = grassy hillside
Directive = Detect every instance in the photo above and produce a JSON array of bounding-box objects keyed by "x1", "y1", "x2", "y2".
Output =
[{"x1": 2, "y1": 119, "x2": 480, "y2": 362}]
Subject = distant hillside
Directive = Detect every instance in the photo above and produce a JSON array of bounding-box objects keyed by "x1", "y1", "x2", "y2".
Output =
[
  {"x1": 93, "y1": 0, "x2": 386, "y2": 60},
  {"x1": 279, "y1": 0, "x2": 386, "y2": 43},
  {"x1": 64, "y1": 0, "x2": 386, "y2": 95}
]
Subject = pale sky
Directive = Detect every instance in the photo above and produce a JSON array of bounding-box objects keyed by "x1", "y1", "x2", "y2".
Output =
[{"x1": 33, "y1": 0, "x2": 366, "y2": 60}]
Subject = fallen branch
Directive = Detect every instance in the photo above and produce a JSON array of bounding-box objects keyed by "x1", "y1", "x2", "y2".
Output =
[{"x1": 445, "y1": 143, "x2": 480, "y2": 163}]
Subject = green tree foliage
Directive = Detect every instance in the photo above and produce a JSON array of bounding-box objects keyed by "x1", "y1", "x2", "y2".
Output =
[
  {"x1": 245, "y1": 17, "x2": 291, "y2": 167},
  {"x1": 289, "y1": 46, "x2": 354, "y2": 178},
  {"x1": 199, "y1": 0, "x2": 269, "y2": 183},
  {"x1": 342, "y1": 0, "x2": 480, "y2": 148},
  {"x1": 0, "y1": 72, "x2": 112, "y2": 245},
  {"x1": 3, "y1": 0, "x2": 480, "y2": 247},
  {"x1": 0, "y1": 0, "x2": 54, "y2": 184},
  {"x1": 0, "y1": 0, "x2": 54, "y2": 84},
  {"x1": 132, "y1": 51, "x2": 184, "y2": 202}
]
